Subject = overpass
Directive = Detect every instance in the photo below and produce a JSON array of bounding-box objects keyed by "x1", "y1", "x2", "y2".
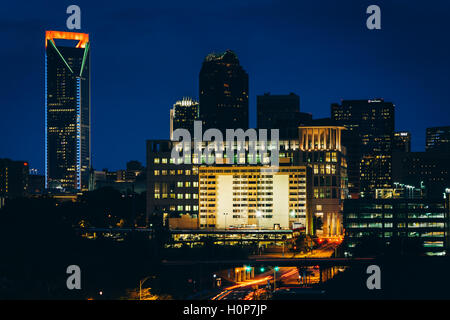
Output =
[{"x1": 161, "y1": 257, "x2": 376, "y2": 268}]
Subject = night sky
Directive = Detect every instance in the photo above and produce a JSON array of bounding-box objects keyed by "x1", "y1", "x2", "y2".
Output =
[{"x1": 1, "y1": 0, "x2": 450, "y2": 173}]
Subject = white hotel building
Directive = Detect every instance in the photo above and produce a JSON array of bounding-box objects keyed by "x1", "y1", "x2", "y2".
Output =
[{"x1": 198, "y1": 166, "x2": 312, "y2": 233}]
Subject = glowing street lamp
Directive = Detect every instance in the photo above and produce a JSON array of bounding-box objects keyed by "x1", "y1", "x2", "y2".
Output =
[{"x1": 273, "y1": 266, "x2": 279, "y2": 291}]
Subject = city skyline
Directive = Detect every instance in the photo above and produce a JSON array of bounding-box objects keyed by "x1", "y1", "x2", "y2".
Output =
[
  {"x1": 2, "y1": 1, "x2": 450, "y2": 174},
  {"x1": 3, "y1": 1, "x2": 450, "y2": 302}
]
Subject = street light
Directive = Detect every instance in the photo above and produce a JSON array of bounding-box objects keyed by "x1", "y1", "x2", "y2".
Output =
[{"x1": 273, "y1": 266, "x2": 279, "y2": 291}]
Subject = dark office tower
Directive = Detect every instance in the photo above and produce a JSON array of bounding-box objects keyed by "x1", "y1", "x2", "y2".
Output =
[
  {"x1": 169, "y1": 97, "x2": 200, "y2": 139},
  {"x1": 199, "y1": 50, "x2": 249, "y2": 133},
  {"x1": 0, "y1": 159, "x2": 29, "y2": 198},
  {"x1": 45, "y1": 31, "x2": 91, "y2": 191},
  {"x1": 257, "y1": 93, "x2": 312, "y2": 140},
  {"x1": 331, "y1": 99, "x2": 395, "y2": 197},
  {"x1": 392, "y1": 151, "x2": 450, "y2": 199},
  {"x1": 426, "y1": 126, "x2": 450, "y2": 153},
  {"x1": 393, "y1": 131, "x2": 411, "y2": 152}
]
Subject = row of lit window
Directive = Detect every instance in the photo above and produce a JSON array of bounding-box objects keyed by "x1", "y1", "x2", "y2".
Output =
[
  {"x1": 154, "y1": 169, "x2": 194, "y2": 176},
  {"x1": 154, "y1": 193, "x2": 199, "y2": 199}
]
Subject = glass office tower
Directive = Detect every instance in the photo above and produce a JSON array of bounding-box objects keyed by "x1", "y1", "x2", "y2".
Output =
[{"x1": 45, "y1": 31, "x2": 91, "y2": 191}]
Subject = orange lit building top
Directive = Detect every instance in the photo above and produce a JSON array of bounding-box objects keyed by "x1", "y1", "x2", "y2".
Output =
[{"x1": 45, "y1": 30, "x2": 89, "y2": 48}]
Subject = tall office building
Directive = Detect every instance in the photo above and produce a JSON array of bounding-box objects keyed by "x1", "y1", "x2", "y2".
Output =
[
  {"x1": 393, "y1": 131, "x2": 411, "y2": 152},
  {"x1": 426, "y1": 126, "x2": 450, "y2": 153},
  {"x1": 257, "y1": 93, "x2": 312, "y2": 140},
  {"x1": 45, "y1": 31, "x2": 91, "y2": 191},
  {"x1": 169, "y1": 97, "x2": 199, "y2": 139},
  {"x1": 331, "y1": 99, "x2": 395, "y2": 197},
  {"x1": 199, "y1": 50, "x2": 249, "y2": 133}
]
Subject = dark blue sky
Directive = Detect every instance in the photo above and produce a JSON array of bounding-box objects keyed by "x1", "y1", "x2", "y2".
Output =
[{"x1": 1, "y1": 0, "x2": 450, "y2": 173}]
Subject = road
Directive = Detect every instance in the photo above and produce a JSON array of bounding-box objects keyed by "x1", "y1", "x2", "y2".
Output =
[{"x1": 212, "y1": 241, "x2": 340, "y2": 300}]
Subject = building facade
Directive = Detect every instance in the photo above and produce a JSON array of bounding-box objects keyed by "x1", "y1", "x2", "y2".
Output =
[
  {"x1": 298, "y1": 125, "x2": 348, "y2": 237},
  {"x1": 198, "y1": 166, "x2": 312, "y2": 233},
  {"x1": 199, "y1": 50, "x2": 249, "y2": 133},
  {"x1": 45, "y1": 31, "x2": 91, "y2": 191},
  {"x1": 343, "y1": 197, "x2": 449, "y2": 256},
  {"x1": 392, "y1": 151, "x2": 450, "y2": 199},
  {"x1": 146, "y1": 140, "x2": 200, "y2": 226}
]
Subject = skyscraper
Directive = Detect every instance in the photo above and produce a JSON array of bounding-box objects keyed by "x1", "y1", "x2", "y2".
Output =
[
  {"x1": 169, "y1": 97, "x2": 199, "y2": 139},
  {"x1": 257, "y1": 93, "x2": 312, "y2": 140},
  {"x1": 199, "y1": 50, "x2": 249, "y2": 133},
  {"x1": 426, "y1": 126, "x2": 450, "y2": 153},
  {"x1": 331, "y1": 99, "x2": 395, "y2": 197},
  {"x1": 45, "y1": 31, "x2": 91, "y2": 191}
]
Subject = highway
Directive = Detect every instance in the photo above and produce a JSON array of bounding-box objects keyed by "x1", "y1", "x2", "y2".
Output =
[{"x1": 211, "y1": 241, "x2": 341, "y2": 300}]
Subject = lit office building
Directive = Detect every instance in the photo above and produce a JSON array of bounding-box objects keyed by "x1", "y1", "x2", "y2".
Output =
[
  {"x1": 298, "y1": 124, "x2": 348, "y2": 237},
  {"x1": 331, "y1": 99, "x2": 395, "y2": 197},
  {"x1": 169, "y1": 97, "x2": 199, "y2": 139},
  {"x1": 146, "y1": 140, "x2": 200, "y2": 228},
  {"x1": 45, "y1": 31, "x2": 91, "y2": 191},
  {"x1": 426, "y1": 126, "x2": 450, "y2": 153},
  {"x1": 146, "y1": 138, "x2": 305, "y2": 230},
  {"x1": 198, "y1": 166, "x2": 312, "y2": 233},
  {"x1": 343, "y1": 197, "x2": 449, "y2": 256},
  {"x1": 360, "y1": 153, "x2": 392, "y2": 196}
]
